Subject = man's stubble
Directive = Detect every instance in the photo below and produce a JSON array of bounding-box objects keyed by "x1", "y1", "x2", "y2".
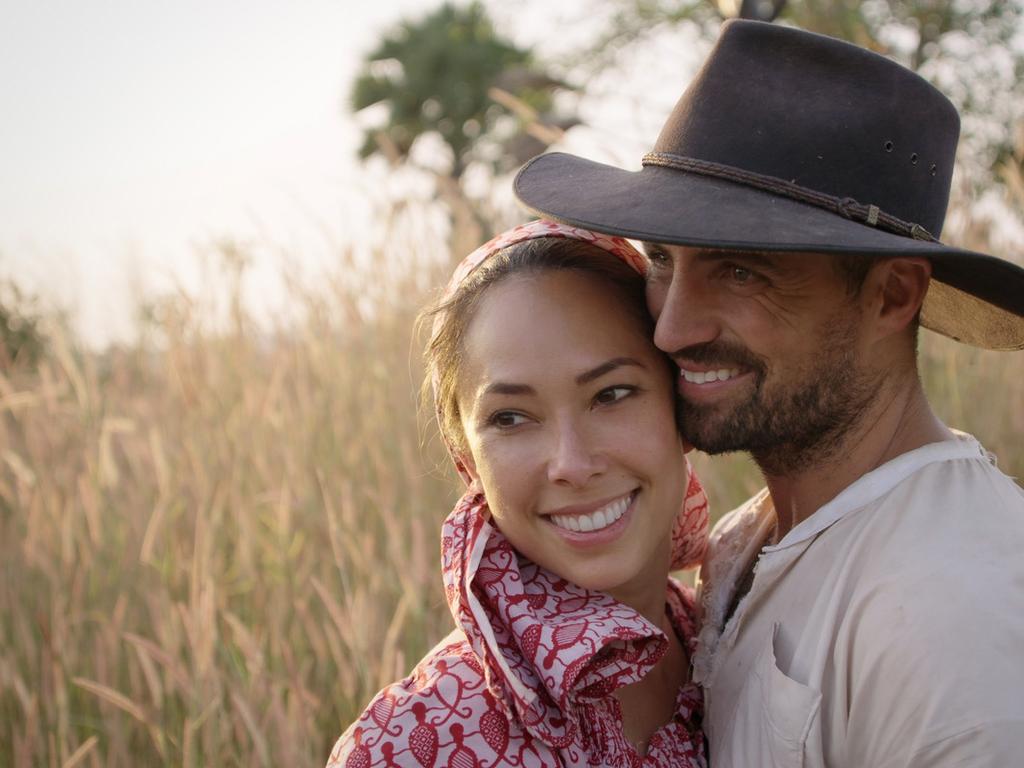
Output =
[{"x1": 679, "y1": 308, "x2": 883, "y2": 477}]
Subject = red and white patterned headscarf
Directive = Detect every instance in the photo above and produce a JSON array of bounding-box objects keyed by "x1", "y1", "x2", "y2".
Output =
[{"x1": 435, "y1": 219, "x2": 708, "y2": 571}]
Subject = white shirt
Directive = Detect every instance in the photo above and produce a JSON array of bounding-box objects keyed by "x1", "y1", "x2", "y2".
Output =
[{"x1": 693, "y1": 434, "x2": 1024, "y2": 768}]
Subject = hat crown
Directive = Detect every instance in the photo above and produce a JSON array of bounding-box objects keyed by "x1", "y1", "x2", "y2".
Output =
[{"x1": 654, "y1": 20, "x2": 960, "y2": 237}]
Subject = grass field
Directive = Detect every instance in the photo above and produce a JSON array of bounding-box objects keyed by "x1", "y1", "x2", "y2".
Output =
[{"x1": 2, "y1": 210, "x2": 1022, "y2": 766}]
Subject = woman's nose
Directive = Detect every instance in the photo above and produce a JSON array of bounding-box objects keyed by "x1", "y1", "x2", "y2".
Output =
[{"x1": 546, "y1": 420, "x2": 606, "y2": 487}]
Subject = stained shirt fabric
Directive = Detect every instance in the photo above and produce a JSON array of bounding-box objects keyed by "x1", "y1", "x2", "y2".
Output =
[
  {"x1": 326, "y1": 487, "x2": 708, "y2": 768},
  {"x1": 693, "y1": 433, "x2": 1024, "y2": 768}
]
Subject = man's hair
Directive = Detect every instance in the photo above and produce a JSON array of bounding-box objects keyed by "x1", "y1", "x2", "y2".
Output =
[
  {"x1": 421, "y1": 237, "x2": 652, "y2": 452},
  {"x1": 832, "y1": 253, "x2": 924, "y2": 345},
  {"x1": 833, "y1": 253, "x2": 875, "y2": 295}
]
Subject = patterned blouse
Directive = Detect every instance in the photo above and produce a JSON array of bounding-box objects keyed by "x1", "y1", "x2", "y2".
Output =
[{"x1": 326, "y1": 487, "x2": 708, "y2": 768}]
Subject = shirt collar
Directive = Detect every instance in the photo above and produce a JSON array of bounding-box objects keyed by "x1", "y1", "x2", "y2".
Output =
[{"x1": 769, "y1": 432, "x2": 990, "y2": 551}]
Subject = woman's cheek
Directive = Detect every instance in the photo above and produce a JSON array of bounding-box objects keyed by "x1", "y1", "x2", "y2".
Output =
[{"x1": 473, "y1": 439, "x2": 529, "y2": 501}]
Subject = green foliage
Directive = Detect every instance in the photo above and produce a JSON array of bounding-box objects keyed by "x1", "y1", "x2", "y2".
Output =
[
  {"x1": 351, "y1": 1, "x2": 556, "y2": 178},
  {"x1": 781, "y1": 0, "x2": 1024, "y2": 184},
  {"x1": 785, "y1": 0, "x2": 1021, "y2": 68},
  {"x1": 576, "y1": 0, "x2": 718, "y2": 69},
  {"x1": 0, "y1": 280, "x2": 45, "y2": 372}
]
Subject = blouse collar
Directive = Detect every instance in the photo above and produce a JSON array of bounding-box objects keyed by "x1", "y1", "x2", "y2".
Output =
[{"x1": 442, "y1": 491, "x2": 693, "y2": 747}]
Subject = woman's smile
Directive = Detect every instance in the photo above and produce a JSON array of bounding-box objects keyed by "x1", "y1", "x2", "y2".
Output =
[{"x1": 545, "y1": 489, "x2": 638, "y2": 542}]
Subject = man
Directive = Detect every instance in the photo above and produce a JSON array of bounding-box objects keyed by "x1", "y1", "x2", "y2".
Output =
[{"x1": 513, "y1": 19, "x2": 1024, "y2": 768}]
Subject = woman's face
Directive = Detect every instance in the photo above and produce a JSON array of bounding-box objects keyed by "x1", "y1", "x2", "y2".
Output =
[{"x1": 457, "y1": 269, "x2": 687, "y2": 607}]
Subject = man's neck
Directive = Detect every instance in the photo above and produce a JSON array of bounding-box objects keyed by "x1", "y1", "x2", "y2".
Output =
[{"x1": 761, "y1": 375, "x2": 953, "y2": 542}]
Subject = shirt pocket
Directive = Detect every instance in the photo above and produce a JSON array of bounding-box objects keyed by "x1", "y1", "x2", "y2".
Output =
[{"x1": 738, "y1": 623, "x2": 822, "y2": 768}]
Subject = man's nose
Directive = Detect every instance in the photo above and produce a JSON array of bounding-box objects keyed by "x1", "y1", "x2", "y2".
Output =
[
  {"x1": 649, "y1": 269, "x2": 721, "y2": 355},
  {"x1": 546, "y1": 419, "x2": 606, "y2": 487}
]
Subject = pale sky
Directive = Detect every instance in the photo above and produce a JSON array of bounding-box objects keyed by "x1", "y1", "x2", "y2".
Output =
[
  {"x1": 3, "y1": 2, "x2": 1022, "y2": 345},
  {"x1": 0, "y1": 0, "x2": 473, "y2": 342},
  {"x1": 0, "y1": 0, "x2": 704, "y2": 344}
]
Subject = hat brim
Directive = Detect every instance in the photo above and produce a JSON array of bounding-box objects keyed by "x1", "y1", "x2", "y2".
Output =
[{"x1": 515, "y1": 152, "x2": 1024, "y2": 350}]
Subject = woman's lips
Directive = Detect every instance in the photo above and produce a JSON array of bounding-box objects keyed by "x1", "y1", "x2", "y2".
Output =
[{"x1": 545, "y1": 491, "x2": 638, "y2": 545}]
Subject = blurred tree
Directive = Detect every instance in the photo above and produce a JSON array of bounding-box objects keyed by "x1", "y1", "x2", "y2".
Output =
[
  {"x1": 726, "y1": 0, "x2": 787, "y2": 22},
  {"x1": 782, "y1": 1, "x2": 1024, "y2": 186},
  {"x1": 350, "y1": 2, "x2": 577, "y2": 252},
  {"x1": 579, "y1": 0, "x2": 1024, "y2": 195},
  {"x1": 578, "y1": 1, "x2": 718, "y2": 70},
  {"x1": 0, "y1": 280, "x2": 44, "y2": 372}
]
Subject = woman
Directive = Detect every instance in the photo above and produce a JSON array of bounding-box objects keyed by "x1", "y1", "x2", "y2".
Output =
[{"x1": 327, "y1": 221, "x2": 709, "y2": 767}]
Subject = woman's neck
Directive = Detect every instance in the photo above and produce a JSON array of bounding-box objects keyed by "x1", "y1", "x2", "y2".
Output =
[
  {"x1": 606, "y1": 547, "x2": 673, "y2": 627},
  {"x1": 602, "y1": 534, "x2": 684, "y2": 753},
  {"x1": 614, "y1": 608, "x2": 688, "y2": 756}
]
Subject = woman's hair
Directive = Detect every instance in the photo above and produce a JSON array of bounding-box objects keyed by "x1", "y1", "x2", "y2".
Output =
[{"x1": 423, "y1": 236, "x2": 655, "y2": 453}]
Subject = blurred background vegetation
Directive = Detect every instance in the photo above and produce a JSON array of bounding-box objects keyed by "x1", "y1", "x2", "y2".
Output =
[{"x1": 2, "y1": 1, "x2": 1022, "y2": 766}]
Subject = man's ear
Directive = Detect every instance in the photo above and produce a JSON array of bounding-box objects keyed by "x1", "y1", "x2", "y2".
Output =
[{"x1": 867, "y1": 256, "x2": 932, "y2": 339}]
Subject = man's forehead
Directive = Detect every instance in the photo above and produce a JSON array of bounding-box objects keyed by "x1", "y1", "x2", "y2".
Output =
[{"x1": 640, "y1": 242, "x2": 796, "y2": 265}]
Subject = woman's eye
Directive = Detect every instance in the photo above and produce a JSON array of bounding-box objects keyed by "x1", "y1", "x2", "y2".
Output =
[
  {"x1": 490, "y1": 411, "x2": 528, "y2": 429},
  {"x1": 594, "y1": 386, "x2": 634, "y2": 406}
]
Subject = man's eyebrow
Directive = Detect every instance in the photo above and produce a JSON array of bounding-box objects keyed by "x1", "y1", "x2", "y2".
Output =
[
  {"x1": 576, "y1": 357, "x2": 645, "y2": 385},
  {"x1": 642, "y1": 243, "x2": 781, "y2": 269},
  {"x1": 694, "y1": 249, "x2": 778, "y2": 269}
]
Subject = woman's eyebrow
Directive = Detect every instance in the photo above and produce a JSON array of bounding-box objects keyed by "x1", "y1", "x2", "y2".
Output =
[
  {"x1": 576, "y1": 357, "x2": 644, "y2": 385},
  {"x1": 479, "y1": 357, "x2": 645, "y2": 396},
  {"x1": 481, "y1": 382, "x2": 535, "y2": 396}
]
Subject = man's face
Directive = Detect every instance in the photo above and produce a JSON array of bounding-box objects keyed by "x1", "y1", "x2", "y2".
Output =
[{"x1": 643, "y1": 244, "x2": 882, "y2": 474}]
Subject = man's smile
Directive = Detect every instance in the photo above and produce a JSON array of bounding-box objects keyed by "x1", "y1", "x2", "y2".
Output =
[
  {"x1": 678, "y1": 366, "x2": 741, "y2": 384},
  {"x1": 676, "y1": 363, "x2": 756, "y2": 404}
]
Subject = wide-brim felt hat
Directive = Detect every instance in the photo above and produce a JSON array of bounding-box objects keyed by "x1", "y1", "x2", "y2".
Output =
[{"x1": 514, "y1": 20, "x2": 1024, "y2": 350}]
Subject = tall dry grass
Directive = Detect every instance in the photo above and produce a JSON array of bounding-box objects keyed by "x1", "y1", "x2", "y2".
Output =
[
  {"x1": 0, "y1": 228, "x2": 463, "y2": 766},
  {"x1": 1, "y1": 193, "x2": 1022, "y2": 766}
]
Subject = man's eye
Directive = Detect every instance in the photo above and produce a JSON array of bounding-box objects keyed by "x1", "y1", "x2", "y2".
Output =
[
  {"x1": 645, "y1": 248, "x2": 671, "y2": 268},
  {"x1": 490, "y1": 411, "x2": 528, "y2": 428},
  {"x1": 594, "y1": 386, "x2": 635, "y2": 406},
  {"x1": 727, "y1": 265, "x2": 759, "y2": 284}
]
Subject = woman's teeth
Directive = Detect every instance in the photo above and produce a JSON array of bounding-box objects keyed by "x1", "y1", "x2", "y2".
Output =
[
  {"x1": 680, "y1": 367, "x2": 740, "y2": 384},
  {"x1": 550, "y1": 493, "x2": 632, "y2": 533}
]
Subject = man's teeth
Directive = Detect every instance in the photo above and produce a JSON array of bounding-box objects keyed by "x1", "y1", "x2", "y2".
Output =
[
  {"x1": 680, "y1": 367, "x2": 740, "y2": 384},
  {"x1": 550, "y1": 494, "x2": 632, "y2": 533}
]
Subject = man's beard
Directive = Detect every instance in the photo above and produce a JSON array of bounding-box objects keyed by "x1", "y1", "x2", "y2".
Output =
[{"x1": 678, "y1": 316, "x2": 881, "y2": 476}]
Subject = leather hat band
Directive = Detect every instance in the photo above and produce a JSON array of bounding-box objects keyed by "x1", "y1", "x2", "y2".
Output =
[{"x1": 642, "y1": 151, "x2": 937, "y2": 243}]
